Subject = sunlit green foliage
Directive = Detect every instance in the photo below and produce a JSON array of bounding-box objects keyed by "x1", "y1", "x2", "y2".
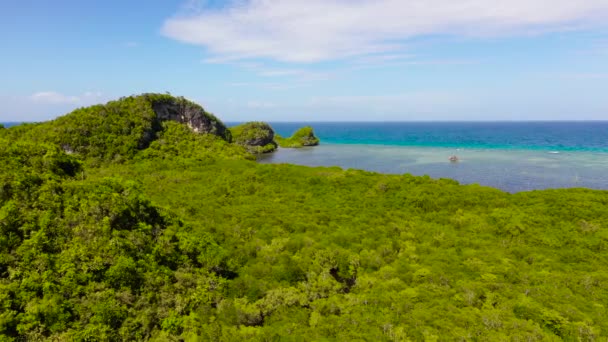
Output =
[
  {"x1": 229, "y1": 122, "x2": 277, "y2": 154},
  {"x1": 89, "y1": 160, "x2": 607, "y2": 341},
  {"x1": 275, "y1": 126, "x2": 320, "y2": 148},
  {"x1": 137, "y1": 121, "x2": 253, "y2": 163},
  {"x1": 0, "y1": 94, "x2": 230, "y2": 164},
  {"x1": 0, "y1": 142, "x2": 227, "y2": 341},
  {"x1": 1, "y1": 96, "x2": 607, "y2": 341}
]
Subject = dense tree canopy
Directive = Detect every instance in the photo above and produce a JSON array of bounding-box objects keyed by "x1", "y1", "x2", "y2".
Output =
[{"x1": 1, "y1": 94, "x2": 606, "y2": 341}]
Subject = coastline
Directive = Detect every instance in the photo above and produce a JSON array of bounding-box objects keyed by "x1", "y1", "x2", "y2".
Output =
[{"x1": 259, "y1": 143, "x2": 608, "y2": 193}]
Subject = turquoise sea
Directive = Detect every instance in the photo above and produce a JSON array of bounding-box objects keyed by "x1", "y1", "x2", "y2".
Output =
[{"x1": 259, "y1": 122, "x2": 608, "y2": 192}]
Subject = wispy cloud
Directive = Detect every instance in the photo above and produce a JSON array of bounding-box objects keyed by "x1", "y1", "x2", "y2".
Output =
[
  {"x1": 257, "y1": 69, "x2": 305, "y2": 77},
  {"x1": 351, "y1": 54, "x2": 479, "y2": 70},
  {"x1": 247, "y1": 101, "x2": 278, "y2": 109},
  {"x1": 163, "y1": 0, "x2": 608, "y2": 63},
  {"x1": 29, "y1": 91, "x2": 105, "y2": 105},
  {"x1": 227, "y1": 81, "x2": 304, "y2": 90},
  {"x1": 203, "y1": 55, "x2": 333, "y2": 82},
  {"x1": 256, "y1": 68, "x2": 332, "y2": 81},
  {"x1": 353, "y1": 53, "x2": 415, "y2": 66},
  {"x1": 30, "y1": 92, "x2": 80, "y2": 104}
]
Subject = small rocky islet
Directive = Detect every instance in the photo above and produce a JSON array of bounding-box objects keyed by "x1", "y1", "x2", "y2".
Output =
[{"x1": 229, "y1": 122, "x2": 320, "y2": 154}]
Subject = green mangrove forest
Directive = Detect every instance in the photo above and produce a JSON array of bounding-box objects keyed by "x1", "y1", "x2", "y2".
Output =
[{"x1": 0, "y1": 94, "x2": 606, "y2": 341}]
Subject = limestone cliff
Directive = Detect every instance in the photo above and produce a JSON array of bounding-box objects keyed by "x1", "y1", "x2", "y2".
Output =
[{"x1": 147, "y1": 95, "x2": 230, "y2": 141}]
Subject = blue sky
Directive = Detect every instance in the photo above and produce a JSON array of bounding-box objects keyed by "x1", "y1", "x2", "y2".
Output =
[{"x1": 1, "y1": 0, "x2": 607, "y2": 122}]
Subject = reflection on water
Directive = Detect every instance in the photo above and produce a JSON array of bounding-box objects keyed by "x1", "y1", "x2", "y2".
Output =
[{"x1": 258, "y1": 144, "x2": 608, "y2": 192}]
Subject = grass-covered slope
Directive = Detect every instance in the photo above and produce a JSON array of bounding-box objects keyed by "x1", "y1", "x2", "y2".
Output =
[
  {"x1": 229, "y1": 122, "x2": 277, "y2": 154},
  {"x1": 276, "y1": 126, "x2": 320, "y2": 148},
  {"x1": 1, "y1": 95, "x2": 607, "y2": 341}
]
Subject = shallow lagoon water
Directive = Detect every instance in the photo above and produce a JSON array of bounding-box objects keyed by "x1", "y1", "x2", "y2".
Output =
[{"x1": 258, "y1": 144, "x2": 608, "y2": 192}]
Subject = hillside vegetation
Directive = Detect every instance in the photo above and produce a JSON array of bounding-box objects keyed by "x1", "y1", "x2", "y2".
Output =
[
  {"x1": 0, "y1": 94, "x2": 607, "y2": 341},
  {"x1": 275, "y1": 126, "x2": 320, "y2": 148},
  {"x1": 1, "y1": 94, "x2": 230, "y2": 164},
  {"x1": 229, "y1": 122, "x2": 277, "y2": 154}
]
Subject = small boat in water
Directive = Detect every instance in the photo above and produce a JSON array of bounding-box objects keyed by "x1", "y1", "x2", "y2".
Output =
[{"x1": 449, "y1": 155, "x2": 459, "y2": 163}]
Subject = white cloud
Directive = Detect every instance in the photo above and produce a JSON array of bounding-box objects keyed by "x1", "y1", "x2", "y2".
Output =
[
  {"x1": 258, "y1": 69, "x2": 304, "y2": 77},
  {"x1": 353, "y1": 53, "x2": 415, "y2": 66},
  {"x1": 162, "y1": 0, "x2": 608, "y2": 63},
  {"x1": 226, "y1": 80, "x2": 316, "y2": 90},
  {"x1": 351, "y1": 55, "x2": 479, "y2": 70},
  {"x1": 29, "y1": 91, "x2": 105, "y2": 105},
  {"x1": 30, "y1": 91, "x2": 80, "y2": 104}
]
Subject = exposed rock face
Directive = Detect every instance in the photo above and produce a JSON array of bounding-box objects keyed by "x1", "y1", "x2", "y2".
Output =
[
  {"x1": 149, "y1": 97, "x2": 230, "y2": 141},
  {"x1": 229, "y1": 122, "x2": 277, "y2": 153},
  {"x1": 294, "y1": 126, "x2": 320, "y2": 146}
]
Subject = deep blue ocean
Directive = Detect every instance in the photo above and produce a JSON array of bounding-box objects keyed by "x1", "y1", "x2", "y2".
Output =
[
  {"x1": 268, "y1": 122, "x2": 608, "y2": 152},
  {"x1": 259, "y1": 122, "x2": 608, "y2": 192}
]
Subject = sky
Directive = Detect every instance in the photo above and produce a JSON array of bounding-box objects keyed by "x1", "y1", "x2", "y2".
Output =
[{"x1": 1, "y1": 0, "x2": 607, "y2": 122}]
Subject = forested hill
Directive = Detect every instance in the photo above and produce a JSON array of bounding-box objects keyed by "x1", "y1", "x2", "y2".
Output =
[
  {"x1": 1, "y1": 94, "x2": 607, "y2": 341},
  {"x1": 0, "y1": 94, "x2": 242, "y2": 163}
]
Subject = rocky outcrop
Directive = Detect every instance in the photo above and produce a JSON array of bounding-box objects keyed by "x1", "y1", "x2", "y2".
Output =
[
  {"x1": 147, "y1": 95, "x2": 231, "y2": 141},
  {"x1": 229, "y1": 122, "x2": 277, "y2": 154},
  {"x1": 276, "y1": 126, "x2": 320, "y2": 148}
]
